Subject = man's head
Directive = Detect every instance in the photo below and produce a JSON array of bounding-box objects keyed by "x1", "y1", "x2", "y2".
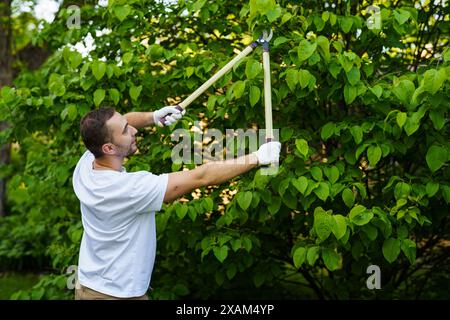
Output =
[{"x1": 80, "y1": 107, "x2": 138, "y2": 158}]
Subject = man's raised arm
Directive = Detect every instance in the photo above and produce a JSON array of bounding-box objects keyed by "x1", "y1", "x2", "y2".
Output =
[
  {"x1": 163, "y1": 142, "x2": 281, "y2": 203},
  {"x1": 125, "y1": 106, "x2": 184, "y2": 129}
]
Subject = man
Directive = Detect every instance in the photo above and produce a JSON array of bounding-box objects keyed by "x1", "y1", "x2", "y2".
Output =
[{"x1": 72, "y1": 106, "x2": 281, "y2": 300}]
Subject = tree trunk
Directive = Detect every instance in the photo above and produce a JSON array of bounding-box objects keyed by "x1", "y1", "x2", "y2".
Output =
[{"x1": 0, "y1": 0, "x2": 12, "y2": 217}]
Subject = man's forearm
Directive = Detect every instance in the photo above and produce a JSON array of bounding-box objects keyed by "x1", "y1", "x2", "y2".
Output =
[
  {"x1": 198, "y1": 154, "x2": 259, "y2": 186},
  {"x1": 124, "y1": 112, "x2": 155, "y2": 129}
]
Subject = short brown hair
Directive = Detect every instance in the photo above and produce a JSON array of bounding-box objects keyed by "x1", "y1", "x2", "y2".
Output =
[{"x1": 80, "y1": 107, "x2": 115, "y2": 158}]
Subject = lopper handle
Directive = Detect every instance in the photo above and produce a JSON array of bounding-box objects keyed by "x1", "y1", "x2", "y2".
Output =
[
  {"x1": 262, "y1": 50, "x2": 273, "y2": 142},
  {"x1": 159, "y1": 43, "x2": 259, "y2": 126},
  {"x1": 178, "y1": 44, "x2": 257, "y2": 110},
  {"x1": 160, "y1": 42, "x2": 258, "y2": 125}
]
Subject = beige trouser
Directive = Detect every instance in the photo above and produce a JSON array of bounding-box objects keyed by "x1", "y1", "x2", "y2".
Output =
[{"x1": 75, "y1": 284, "x2": 149, "y2": 300}]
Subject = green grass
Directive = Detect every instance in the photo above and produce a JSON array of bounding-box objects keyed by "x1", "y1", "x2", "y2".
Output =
[{"x1": 0, "y1": 272, "x2": 41, "y2": 299}]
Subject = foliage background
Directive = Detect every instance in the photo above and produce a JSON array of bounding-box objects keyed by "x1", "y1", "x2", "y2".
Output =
[{"x1": 0, "y1": 0, "x2": 449, "y2": 299}]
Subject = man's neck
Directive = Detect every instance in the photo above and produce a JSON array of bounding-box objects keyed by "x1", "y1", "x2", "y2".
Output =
[{"x1": 93, "y1": 155, "x2": 124, "y2": 172}]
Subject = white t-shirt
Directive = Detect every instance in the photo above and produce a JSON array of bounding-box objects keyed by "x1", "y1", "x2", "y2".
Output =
[{"x1": 72, "y1": 150, "x2": 168, "y2": 298}]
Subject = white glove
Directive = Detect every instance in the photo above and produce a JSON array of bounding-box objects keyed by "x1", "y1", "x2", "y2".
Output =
[
  {"x1": 153, "y1": 106, "x2": 185, "y2": 127},
  {"x1": 253, "y1": 141, "x2": 281, "y2": 165}
]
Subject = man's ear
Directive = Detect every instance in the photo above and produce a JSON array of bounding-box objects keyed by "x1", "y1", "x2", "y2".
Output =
[{"x1": 101, "y1": 143, "x2": 115, "y2": 155}]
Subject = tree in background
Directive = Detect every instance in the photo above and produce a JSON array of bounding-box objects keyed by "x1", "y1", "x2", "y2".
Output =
[
  {"x1": 0, "y1": 0, "x2": 448, "y2": 299},
  {"x1": 0, "y1": 0, "x2": 50, "y2": 217}
]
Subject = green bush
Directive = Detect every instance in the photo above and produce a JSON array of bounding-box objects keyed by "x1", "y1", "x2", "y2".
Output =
[{"x1": 0, "y1": 0, "x2": 448, "y2": 299}]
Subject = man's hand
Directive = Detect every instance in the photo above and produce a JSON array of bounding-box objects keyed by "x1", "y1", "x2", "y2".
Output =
[
  {"x1": 253, "y1": 141, "x2": 281, "y2": 165},
  {"x1": 153, "y1": 106, "x2": 185, "y2": 127}
]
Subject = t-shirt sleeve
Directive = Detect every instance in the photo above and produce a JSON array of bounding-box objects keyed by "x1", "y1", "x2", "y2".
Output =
[{"x1": 129, "y1": 172, "x2": 169, "y2": 213}]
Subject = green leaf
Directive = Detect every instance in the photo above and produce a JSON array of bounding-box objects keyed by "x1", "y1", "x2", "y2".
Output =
[
  {"x1": 340, "y1": 16, "x2": 353, "y2": 33},
  {"x1": 69, "y1": 51, "x2": 82, "y2": 69},
  {"x1": 245, "y1": 59, "x2": 262, "y2": 79},
  {"x1": 176, "y1": 205, "x2": 188, "y2": 219},
  {"x1": 242, "y1": 237, "x2": 252, "y2": 252},
  {"x1": 426, "y1": 145, "x2": 447, "y2": 172},
  {"x1": 237, "y1": 191, "x2": 252, "y2": 210},
  {"x1": 93, "y1": 89, "x2": 105, "y2": 107},
  {"x1": 393, "y1": 80, "x2": 415, "y2": 105},
  {"x1": 268, "y1": 197, "x2": 281, "y2": 215},
  {"x1": 442, "y1": 186, "x2": 450, "y2": 203},
  {"x1": 314, "y1": 208, "x2": 332, "y2": 241},
  {"x1": 298, "y1": 39, "x2": 317, "y2": 62},
  {"x1": 106, "y1": 65, "x2": 114, "y2": 79},
  {"x1": 49, "y1": 81, "x2": 65, "y2": 97},
  {"x1": 322, "y1": 248, "x2": 340, "y2": 271},
  {"x1": 396, "y1": 112, "x2": 407, "y2": 128},
  {"x1": 350, "y1": 126, "x2": 363, "y2": 144},
  {"x1": 266, "y1": 7, "x2": 281, "y2": 22},
  {"x1": 344, "y1": 84, "x2": 357, "y2": 104},
  {"x1": 298, "y1": 69, "x2": 312, "y2": 89},
  {"x1": 314, "y1": 182, "x2": 330, "y2": 201},
  {"x1": 281, "y1": 127, "x2": 293, "y2": 142},
  {"x1": 293, "y1": 247, "x2": 307, "y2": 268},
  {"x1": 203, "y1": 198, "x2": 214, "y2": 211},
  {"x1": 369, "y1": 85, "x2": 383, "y2": 99},
  {"x1": 109, "y1": 88, "x2": 120, "y2": 105},
  {"x1": 349, "y1": 205, "x2": 373, "y2": 226},
  {"x1": 316, "y1": 36, "x2": 330, "y2": 62},
  {"x1": 342, "y1": 188, "x2": 355, "y2": 208},
  {"x1": 114, "y1": 5, "x2": 132, "y2": 22},
  {"x1": 286, "y1": 69, "x2": 298, "y2": 91},
  {"x1": 233, "y1": 81, "x2": 246, "y2": 99},
  {"x1": 122, "y1": 52, "x2": 133, "y2": 64},
  {"x1": 426, "y1": 182, "x2": 439, "y2": 197},
  {"x1": 329, "y1": 63, "x2": 341, "y2": 79},
  {"x1": 394, "y1": 9, "x2": 410, "y2": 25},
  {"x1": 332, "y1": 215, "x2": 347, "y2": 240},
  {"x1": 226, "y1": 264, "x2": 237, "y2": 280},
  {"x1": 91, "y1": 61, "x2": 106, "y2": 81},
  {"x1": 295, "y1": 139, "x2": 309, "y2": 157},
  {"x1": 278, "y1": 179, "x2": 290, "y2": 196},
  {"x1": 129, "y1": 85, "x2": 142, "y2": 101},
  {"x1": 249, "y1": 86, "x2": 260, "y2": 107},
  {"x1": 307, "y1": 246, "x2": 320, "y2": 266},
  {"x1": 401, "y1": 239, "x2": 416, "y2": 264},
  {"x1": 253, "y1": 272, "x2": 265, "y2": 288},
  {"x1": 382, "y1": 238, "x2": 401, "y2": 263},
  {"x1": 314, "y1": 16, "x2": 325, "y2": 31},
  {"x1": 215, "y1": 270, "x2": 224, "y2": 286},
  {"x1": 207, "y1": 95, "x2": 217, "y2": 112},
  {"x1": 274, "y1": 36, "x2": 289, "y2": 47},
  {"x1": 362, "y1": 224, "x2": 378, "y2": 241},
  {"x1": 444, "y1": 48, "x2": 450, "y2": 62},
  {"x1": 346, "y1": 67, "x2": 360, "y2": 86},
  {"x1": 403, "y1": 117, "x2": 420, "y2": 136},
  {"x1": 429, "y1": 110, "x2": 445, "y2": 130},
  {"x1": 394, "y1": 182, "x2": 411, "y2": 200},
  {"x1": 404, "y1": 106, "x2": 427, "y2": 135},
  {"x1": 310, "y1": 167, "x2": 323, "y2": 181},
  {"x1": 281, "y1": 12, "x2": 292, "y2": 25},
  {"x1": 367, "y1": 145, "x2": 382, "y2": 167},
  {"x1": 231, "y1": 239, "x2": 241, "y2": 252},
  {"x1": 192, "y1": 0, "x2": 207, "y2": 11},
  {"x1": 292, "y1": 177, "x2": 308, "y2": 195},
  {"x1": 213, "y1": 246, "x2": 228, "y2": 263},
  {"x1": 321, "y1": 122, "x2": 335, "y2": 140},
  {"x1": 422, "y1": 69, "x2": 446, "y2": 95},
  {"x1": 61, "y1": 104, "x2": 78, "y2": 121},
  {"x1": 327, "y1": 166, "x2": 340, "y2": 184}
]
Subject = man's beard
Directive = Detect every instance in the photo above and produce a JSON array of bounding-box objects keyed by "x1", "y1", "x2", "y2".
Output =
[{"x1": 114, "y1": 141, "x2": 137, "y2": 157}]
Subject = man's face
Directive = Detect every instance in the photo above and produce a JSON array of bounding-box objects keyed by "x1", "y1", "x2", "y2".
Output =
[{"x1": 105, "y1": 112, "x2": 138, "y2": 157}]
